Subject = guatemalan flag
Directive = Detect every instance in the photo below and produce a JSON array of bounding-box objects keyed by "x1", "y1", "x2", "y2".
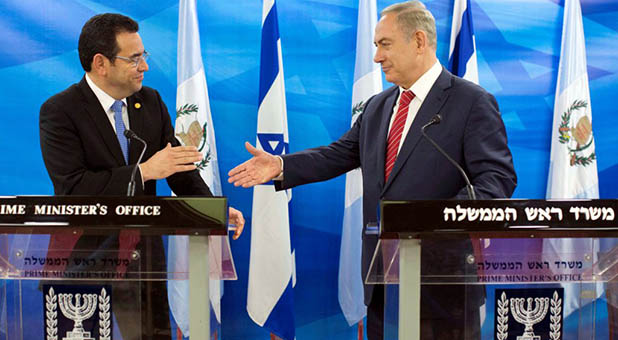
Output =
[
  {"x1": 338, "y1": 0, "x2": 382, "y2": 327},
  {"x1": 448, "y1": 0, "x2": 478, "y2": 83},
  {"x1": 247, "y1": 1, "x2": 295, "y2": 339},
  {"x1": 169, "y1": 0, "x2": 224, "y2": 336},
  {"x1": 545, "y1": 0, "x2": 602, "y2": 318}
]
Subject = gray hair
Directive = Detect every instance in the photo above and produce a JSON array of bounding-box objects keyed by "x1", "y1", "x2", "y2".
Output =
[{"x1": 381, "y1": 1, "x2": 437, "y2": 47}]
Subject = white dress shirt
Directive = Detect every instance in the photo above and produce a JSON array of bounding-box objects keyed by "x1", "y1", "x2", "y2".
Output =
[
  {"x1": 85, "y1": 74, "x2": 129, "y2": 131},
  {"x1": 85, "y1": 74, "x2": 144, "y2": 184},
  {"x1": 387, "y1": 60, "x2": 442, "y2": 154},
  {"x1": 276, "y1": 61, "x2": 443, "y2": 180}
]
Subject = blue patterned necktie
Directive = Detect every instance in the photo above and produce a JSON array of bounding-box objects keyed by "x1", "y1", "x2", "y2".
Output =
[{"x1": 111, "y1": 100, "x2": 129, "y2": 163}]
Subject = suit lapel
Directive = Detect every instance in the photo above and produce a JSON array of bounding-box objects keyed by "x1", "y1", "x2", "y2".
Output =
[
  {"x1": 127, "y1": 94, "x2": 145, "y2": 164},
  {"x1": 376, "y1": 87, "x2": 399, "y2": 190},
  {"x1": 77, "y1": 78, "x2": 126, "y2": 165},
  {"x1": 382, "y1": 68, "x2": 452, "y2": 194}
]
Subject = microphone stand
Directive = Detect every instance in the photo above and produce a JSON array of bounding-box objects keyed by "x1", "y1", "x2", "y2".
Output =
[
  {"x1": 421, "y1": 115, "x2": 476, "y2": 200},
  {"x1": 123, "y1": 129, "x2": 147, "y2": 197}
]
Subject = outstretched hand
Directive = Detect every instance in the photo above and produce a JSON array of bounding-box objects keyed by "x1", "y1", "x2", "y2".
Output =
[{"x1": 228, "y1": 142, "x2": 282, "y2": 188}]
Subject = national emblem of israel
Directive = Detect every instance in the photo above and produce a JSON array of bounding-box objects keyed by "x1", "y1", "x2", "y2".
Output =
[
  {"x1": 557, "y1": 99, "x2": 596, "y2": 167},
  {"x1": 176, "y1": 103, "x2": 212, "y2": 170},
  {"x1": 43, "y1": 285, "x2": 111, "y2": 340},
  {"x1": 495, "y1": 288, "x2": 563, "y2": 340}
]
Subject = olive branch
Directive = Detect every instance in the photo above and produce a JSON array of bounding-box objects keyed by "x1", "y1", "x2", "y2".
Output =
[
  {"x1": 558, "y1": 99, "x2": 587, "y2": 144},
  {"x1": 352, "y1": 101, "x2": 366, "y2": 120},
  {"x1": 176, "y1": 103, "x2": 199, "y2": 118},
  {"x1": 571, "y1": 152, "x2": 596, "y2": 167}
]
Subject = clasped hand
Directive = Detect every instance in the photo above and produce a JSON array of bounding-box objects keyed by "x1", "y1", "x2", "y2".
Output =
[
  {"x1": 140, "y1": 143, "x2": 202, "y2": 182},
  {"x1": 140, "y1": 143, "x2": 247, "y2": 240}
]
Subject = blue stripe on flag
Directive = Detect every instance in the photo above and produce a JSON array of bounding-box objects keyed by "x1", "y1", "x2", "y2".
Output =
[
  {"x1": 259, "y1": 4, "x2": 280, "y2": 105},
  {"x1": 263, "y1": 279, "x2": 295, "y2": 339},
  {"x1": 448, "y1": 0, "x2": 475, "y2": 78}
]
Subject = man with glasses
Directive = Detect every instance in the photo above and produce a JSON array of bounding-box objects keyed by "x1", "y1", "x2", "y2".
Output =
[{"x1": 39, "y1": 13, "x2": 243, "y2": 340}]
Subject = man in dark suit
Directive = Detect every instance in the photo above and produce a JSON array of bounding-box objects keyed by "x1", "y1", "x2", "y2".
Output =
[
  {"x1": 39, "y1": 13, "x2": 244, "y2": 340},
  {"x1": 229, "y1": 1, "x2": 515, "y2": 339}
]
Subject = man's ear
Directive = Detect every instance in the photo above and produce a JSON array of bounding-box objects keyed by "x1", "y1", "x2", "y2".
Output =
[
  {"x1": 91, "y1": 53, "x2": 108, "y2": 76},
  {"x1": 414, "y1": 30, "x2": 428, "y2": 52}
]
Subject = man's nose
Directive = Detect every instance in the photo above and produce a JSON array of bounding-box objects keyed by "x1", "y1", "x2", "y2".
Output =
[
  {"x1": 138, "y1": 58, "x2": 149, "y2": 72},
  {"x1": 373, "y1": 49, "x2": 383, "y2": 63}
]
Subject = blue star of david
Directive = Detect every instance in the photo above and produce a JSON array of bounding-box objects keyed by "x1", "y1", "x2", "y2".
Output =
[{"x1": 258, "y1": 133, "x2": 289, "y2": 156}]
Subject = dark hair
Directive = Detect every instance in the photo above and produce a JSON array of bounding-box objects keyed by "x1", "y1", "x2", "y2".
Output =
[{"x1": 78, "y1": 13, "x2": 139, "y2": 72}]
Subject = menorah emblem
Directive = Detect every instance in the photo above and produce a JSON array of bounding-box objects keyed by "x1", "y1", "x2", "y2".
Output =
[
  {"x1": 58, "y1": 293, "x2": 98, "y2": 340},
  {"x1": 509, "y1": 296, "x2": 550, "y2": 340}
]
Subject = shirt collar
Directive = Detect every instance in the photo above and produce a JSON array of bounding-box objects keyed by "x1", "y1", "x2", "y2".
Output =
[
  {"x1": 85, "y1": 74, "x2": 127, "y2": 112},
  {"x1": 399, "y1": 60, "x2": 442, "y2": 102}
]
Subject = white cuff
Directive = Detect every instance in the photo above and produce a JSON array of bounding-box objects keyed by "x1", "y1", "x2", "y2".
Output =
[{"x1": 274, "y1": 156, "x2": 284, "y2": 181}]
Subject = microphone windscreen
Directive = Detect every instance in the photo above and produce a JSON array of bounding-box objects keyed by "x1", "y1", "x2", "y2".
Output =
[{"x1": 124, "y1": 129, "x2": 135, "y2": 139}]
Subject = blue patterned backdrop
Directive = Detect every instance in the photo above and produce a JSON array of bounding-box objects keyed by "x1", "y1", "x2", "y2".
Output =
[{"x1": 1, "y1": 0, "x2": 617, "y2": 339}]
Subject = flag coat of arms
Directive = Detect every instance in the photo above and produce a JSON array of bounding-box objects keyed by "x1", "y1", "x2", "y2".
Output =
[{"x1": 546, "y1": 0, "x2": 598, "y2": 197}]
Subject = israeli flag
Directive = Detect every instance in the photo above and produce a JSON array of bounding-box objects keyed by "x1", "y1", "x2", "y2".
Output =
[
  {"x1": 246, "y1": 1, "x2": 295, "y2": 339},
  {"x1": 448, "y1": 0, "x2": 478, "y2": 83},
  {"x1": 545, "y1": 0, "x2": 601, "y2": 317},
  {"x1": 169, "y1": 0, "x2": 223, "y2": 336},
  {"x1": 338, "y1": 0, "x2": 382, "y2": 327}
]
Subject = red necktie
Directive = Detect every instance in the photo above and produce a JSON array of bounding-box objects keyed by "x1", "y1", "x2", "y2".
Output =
[{"x1": 384, "y1": 90, "x2": 415, "y2": 182}]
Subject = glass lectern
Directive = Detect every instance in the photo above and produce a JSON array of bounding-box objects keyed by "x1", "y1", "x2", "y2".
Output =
[
  {"x1": 367, "y1": 200, "x2": 618, "y2": 340},
  {"x1": 0, "y1": 196, "x2": 236, "y2": 340}
]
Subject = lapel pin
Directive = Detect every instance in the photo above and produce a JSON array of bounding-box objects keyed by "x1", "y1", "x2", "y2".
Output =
[{"x1": 134, "y1": 103, "x2": 141, "y2": 109}]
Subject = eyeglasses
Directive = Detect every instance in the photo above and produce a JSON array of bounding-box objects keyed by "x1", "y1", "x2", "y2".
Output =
[{"x1": 113, "y1": 51, "x2": 150, "y2": 68}]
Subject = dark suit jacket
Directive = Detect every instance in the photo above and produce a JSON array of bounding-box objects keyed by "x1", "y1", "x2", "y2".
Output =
[
  {"x1": 277, "y1": 68, "x2": 517, "y2": 305},
  {"x1": 40, "y1": 76, "x2": 212, "y2": 197},
  {"x1": 39, "y1": 76, "x2": 213, "y2": 274},
  {"x1": 39, "y1": 77, "x2": 214, "y2": 339}
]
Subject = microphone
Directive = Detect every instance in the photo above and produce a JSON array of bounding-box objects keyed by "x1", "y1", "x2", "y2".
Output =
[
  {"x1": 123, "y1": 129, "x2": 147, "y2": 197},
  {"x1": 421, "y1": 114, "x2": 476, "y2": 200}
]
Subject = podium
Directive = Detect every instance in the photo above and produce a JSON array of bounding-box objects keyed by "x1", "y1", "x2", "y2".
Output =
[
  {"x1": 0, "y1": 196, "x2": 236, "y2": 340},
  {"x1": 367, "y1": 200, "x2": 618, "y2": 339}
]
